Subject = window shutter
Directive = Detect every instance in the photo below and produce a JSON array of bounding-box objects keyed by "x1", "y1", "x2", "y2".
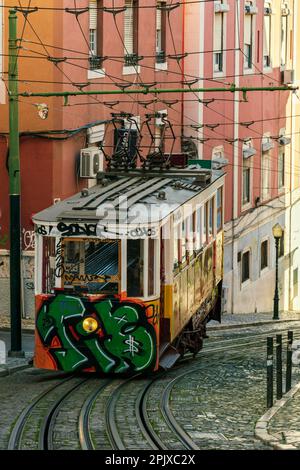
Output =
[
  {"x1": 264, "y1": 14, "x2": 270, "y2": 55},
  {"x1": 244, "y1": 14, "x2": 251, "y2": 45},
  {"x1": 124, "y1": 1, "x2": 134, "y2": 54},
  {"x1": 156, "y1": 4, "x2": 162, "y2": 30},
  {"x1": 214, "y1": 13, "x2": 222, "y2": 51},
  {"x1": 89, "y1": 0, "x2": 97, "y2": 29}
]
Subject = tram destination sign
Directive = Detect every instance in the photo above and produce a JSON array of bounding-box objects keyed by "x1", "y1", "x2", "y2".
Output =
[{"x1": 34, "y1": 222, "x2": 160, "y2": 239}]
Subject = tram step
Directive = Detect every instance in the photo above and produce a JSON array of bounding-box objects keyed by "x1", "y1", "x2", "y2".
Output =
[{"x1": 159, "y1": 346, "x2": 181, "y2": 370}]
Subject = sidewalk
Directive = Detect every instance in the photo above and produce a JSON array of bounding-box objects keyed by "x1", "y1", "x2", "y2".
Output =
[
  {"x1": 0, "y1": 314, "x2": 35, "y2": 333},
  {"x1": 208, "y1": 311, "x2": 300, "y2": 330},
  {"x1": 256, "y1": 383, "x2": 300, "y2": 450},
  {"x1": 0, "y1": 355, "x2": 32, "y2": 378},
  {"x1": 0, "y1": 315, "x2": 34, "y2": 377}
]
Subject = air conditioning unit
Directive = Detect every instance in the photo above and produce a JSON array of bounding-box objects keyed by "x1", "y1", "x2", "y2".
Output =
[
  {"x1": 282, "y1": 69, "x2": 295, "y2": 85},
  {"x1": 245, "y1": 5, "x2": 258, "y2": 14},
  {"x1": 214, "y1": 2, "x2": 230, "y2": 13},
  {"x1": 80, "y1": 147, "x2": 103, "y2": 178}
]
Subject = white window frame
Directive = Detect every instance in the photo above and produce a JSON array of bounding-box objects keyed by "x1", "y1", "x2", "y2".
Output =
[
  {"x1": 242, "y1": 139, "x2": 254, "y2": 209},
  {"x1": 244, "y1": 1, "x2": 256, "y2": 72},
  {"x1": 213, "y1": 0, "x2": 228, "y2": 77},
  {"x1": 88, "y1": 1, "x2": 106, "y2": 79},
  {"x1": 280, "y1": 3, "x2": 289, "y2": 68},
  {"x1": 261, "y1": 135, "x2": 272, "y2": 201},
  {"x1": 263, "y1": 2, "x2": 272, "y2": 70}
]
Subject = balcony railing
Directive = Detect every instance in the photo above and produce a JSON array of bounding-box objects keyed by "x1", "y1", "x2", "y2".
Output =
[
  {"x1": 156, "y1": 51, "x2": 166, "y2": 64},
  {"x1": 124, "y1": 53, "x2": 140, "y2": 67},
  {"x1": 89, "y1": 56, "x2": 103, "y2": 70}
]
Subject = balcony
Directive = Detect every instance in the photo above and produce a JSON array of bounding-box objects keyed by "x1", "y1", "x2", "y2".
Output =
[{"x1": 156, "y1": 51, "x2": 166, "y2": 64}]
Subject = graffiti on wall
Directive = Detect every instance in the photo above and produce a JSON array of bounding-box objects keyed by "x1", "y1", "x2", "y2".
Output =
[
  {"x1": 36, "y1": 294, "x2": 157, "y2": 374},
  {"x1": 23, "y1": 229, "x2": 35, "y2": 251}
]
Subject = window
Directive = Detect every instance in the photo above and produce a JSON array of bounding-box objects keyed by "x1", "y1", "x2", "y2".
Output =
[
  {"x1": 278, "y1": 149, "x2": 285, "y2": 189},
  {"x1": 204, "y1": 203, "x2": 208, "y2": 245},
  {"x1": 63, "y1": 239, "x2": 119, "y2": 294},
  {"x1": 195, "y1": 207, "x2": 202, "y2": 251},
  {"x1": 279, "y1": 231, "x2": 284, "y2": 258},
  {"x1": 208, "y1": 198, "x2": 214, "y2": 238},
  {"x1": 148, "y1": 238, "x2": 155, "y2": 296},
  {"x1": 214, "y1": 3, "x2": 225, "y2": 72},
  {"x1": 244, "y1": 2, "x2": 254, "y2": 69},
  {"x1": 263, "y1": 2, "x2": 272, "y2": 68},
  {"x1": 180, "y1": 219, "x2": 187, "y2": 264},
  {"x1": 216, "y1": 188, "x2": 223, "y2": 232},
  {"x1": 241, "y1": 250, "x2": 250, "y2": 283},
  {"x1": 281, "y1": 4, "x2": 289, "y2": 67},
  {"x1": 261, "y1": 240, "x2": 269, "y2": 270},
  {"x1": 89, "y1": 1, "x2": 103, "y2": 70},
  {"x1": 127, "y1": 239, "x2": 144, "y2": 297},
  {"x1": 156, "y1": 1, "x2": 166, "y2": 63},
  {"x1": 243, "y1": 159, "x2": 251, "y2": 205},
  {"x1": 261, "y1": 138, "x2": 272, "y2": 200},
  {"x1": 124, "y1": 0, "x2": 139, "y2": 66}
]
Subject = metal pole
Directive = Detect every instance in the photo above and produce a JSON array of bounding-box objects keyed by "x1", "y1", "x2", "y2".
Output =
[
  {"x1": 276, "y1": 334, "x2": 282, "y2": 400},
  {"x1": 273, "y1": 238, "x2": 280, "y2": 320},
  {"x1": 17, "y1": 85, "x2": 298, "y2": 99},
  {"x1": 8, "y1": 9, "x2": 24, "y2": 357},
  {"x1": 267, "y1": 337, "x2": 274, "y2": 408},
  {"x1": 286, "y1": 331, "x2": 293, "y2": 393}
]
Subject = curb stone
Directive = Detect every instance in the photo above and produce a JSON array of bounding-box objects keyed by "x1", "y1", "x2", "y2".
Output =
[
  {"x1": 255, "y1": 382, "x2": 300, "y2": 450},
  {"x1": 208, "y1": 319, "x2": 300, "y2": 331}
]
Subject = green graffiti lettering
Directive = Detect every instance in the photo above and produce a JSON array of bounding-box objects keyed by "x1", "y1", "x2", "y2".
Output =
[{"x1": 36, "y1": 294, "x2": 157, "y2": 374}]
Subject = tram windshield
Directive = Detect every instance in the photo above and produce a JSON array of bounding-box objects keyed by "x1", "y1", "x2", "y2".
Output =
[
  {"x1": 62, "y1": 239, "x2": 120, "y2": 294},
  {"x1": 41, "y1": 237, "x2": 120, "y2": 295}
]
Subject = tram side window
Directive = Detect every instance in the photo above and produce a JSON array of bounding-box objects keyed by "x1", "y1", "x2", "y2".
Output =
[
  {"x1": 42, "y1": 237, "x2": 56, "y2": 294},
  {"x1": 173, "y1": 224, "x2": 180, "y2": 270},
  {"x1": 187, "y1": 214, "x2": 194, "y2": 257},
  {"x1": 203, "y1": 203, "x2": 208, "y2": 245},
  {"x1": 195, "y1": 207, "x2": 202, "y2": 251},
  {"x1": 127, "y1": 240, "x2": 144, "y2": 297},
  {"x1": 148, "y1": 238, "x2": 155, "y2": 296},
  {"x1": 208, "y1": 198, "x2": 214, "y2": 239},
  {"x1": 217, "y1": 188, "x2": 223, "y2": 232},
  {"x1": 181, "y1": 219, "x2": 187, "y2": 265}
]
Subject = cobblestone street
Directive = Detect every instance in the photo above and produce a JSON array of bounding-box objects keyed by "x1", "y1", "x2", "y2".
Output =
[{"x1": 1, "y1": 322, "x2": 300, "y2": 450}]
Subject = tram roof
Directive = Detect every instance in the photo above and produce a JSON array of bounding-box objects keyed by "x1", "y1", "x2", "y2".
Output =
[{"x1": 33, "y1": 168, "x2": 225, "y2": 227}]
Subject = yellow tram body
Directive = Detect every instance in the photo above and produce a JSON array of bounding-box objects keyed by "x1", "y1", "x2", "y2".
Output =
[{"x1": 33, "y1": 165, "x2": 225, "y2": 374}]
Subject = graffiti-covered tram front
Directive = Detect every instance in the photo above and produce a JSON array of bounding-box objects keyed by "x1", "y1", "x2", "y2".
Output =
[{"x1": 33, "y1": 167, "x2": 225, "y2": 375}]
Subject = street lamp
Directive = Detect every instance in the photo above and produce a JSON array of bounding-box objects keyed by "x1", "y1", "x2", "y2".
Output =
[{"x1": 272, "y1": 223, "x2": 283, "y2": 320}]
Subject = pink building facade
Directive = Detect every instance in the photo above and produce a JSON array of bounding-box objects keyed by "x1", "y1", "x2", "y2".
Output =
[
  {"x1": 184, "y1": 0, "x2": 300, "y2": 314},
  {"x1": 0, "y1": 0, "x2": 184, "y2": 317}
]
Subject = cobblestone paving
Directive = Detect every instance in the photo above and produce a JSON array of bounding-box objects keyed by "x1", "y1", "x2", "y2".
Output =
[
  {"x1": 268, "y1": 390, "x2": 300, "y2": 449},
  {"x1": 0, "y1": 368, "x2": 67, "y2": 450},
  {"x1": 1, "y1": 323, "x2": 300, "y2": 450}
]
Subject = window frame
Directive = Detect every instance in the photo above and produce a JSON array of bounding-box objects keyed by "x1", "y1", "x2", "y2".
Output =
[
  {"x1": 260, "y1": 238, "x2": 269, "y2": 272},
  {"x1": 263, "y1": 2, "x2": 272, "y2": 69},
  {"x1": 241, "y1": 249, "x2": 251, "y2": 285},
  {"x1": 124, "y1": 0, "x2": 139, "y2": 66}
]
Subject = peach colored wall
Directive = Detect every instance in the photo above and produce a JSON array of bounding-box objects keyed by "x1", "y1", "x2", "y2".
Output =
[{"x1": 0, "y1": 1, "x2": 185, "y2": 246}]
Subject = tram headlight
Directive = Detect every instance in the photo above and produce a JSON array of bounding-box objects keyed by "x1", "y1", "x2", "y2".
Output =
[{"x1": 82, "y1": 317, "x2": 99, "y2": 333}]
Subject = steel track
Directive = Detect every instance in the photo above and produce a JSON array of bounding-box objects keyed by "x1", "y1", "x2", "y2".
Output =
[
  {"x1": 39, "y1": 377, "x2": 90, "y2": 450},
  {"x1": 7, "y1": 374, "x2": 75, "y2": 450},
  {"x1": 78, "y1": 379, "x2": 111, "y2": 450}
]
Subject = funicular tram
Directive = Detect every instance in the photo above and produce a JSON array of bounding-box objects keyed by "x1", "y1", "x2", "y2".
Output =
[{"x1": 33, "y1": 114, "x2": 225, "y2": 375}]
